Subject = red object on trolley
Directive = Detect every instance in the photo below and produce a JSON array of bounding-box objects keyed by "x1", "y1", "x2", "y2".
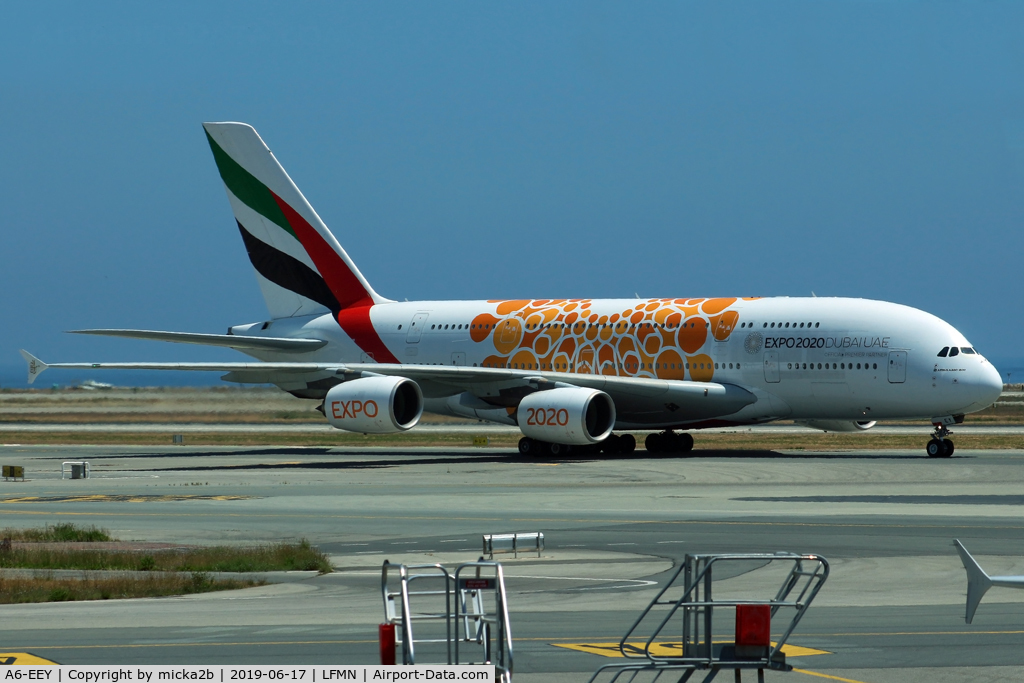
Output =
[
  {"x1": 379, "y1": 623, "x2": 396, "y2": 664},
  {"x1": 735, "y1": 604, "x2": 771, "y2": 647}
]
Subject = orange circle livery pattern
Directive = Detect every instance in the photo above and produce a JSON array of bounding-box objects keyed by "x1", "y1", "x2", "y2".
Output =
[{"x1": 471, "y1": 298, "x2": 757, "y2": 382}]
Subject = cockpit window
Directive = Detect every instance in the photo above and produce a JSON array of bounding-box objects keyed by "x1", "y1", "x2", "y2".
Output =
[
  {"x1": 937, "y1": 347, "x2": 949, "y2": 357},
  {"x1": 949, "y1": 347, "x2": 960, "y2": 357},
  {"x1": 961, "y1": 347, "x2": 976, "y2": 354}
]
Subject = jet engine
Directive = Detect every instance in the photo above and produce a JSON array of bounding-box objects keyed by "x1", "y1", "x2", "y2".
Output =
[
  {"x1": 798, "y1": 420, "x2": 877, "y2": 433},
  {"x1": 518, "y1": 388, "x2": 616, "y2": 445},
  {"x1": 324, "y1": 376, "x2": 423, "y2": 433}
]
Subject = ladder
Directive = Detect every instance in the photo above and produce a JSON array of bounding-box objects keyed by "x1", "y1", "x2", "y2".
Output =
[
  {"x1": 588, "y1": 551, "x2": 829, "y2": 683},
  {"x1": 382, "y1": 560, "x2": 514, "y2": 682}
]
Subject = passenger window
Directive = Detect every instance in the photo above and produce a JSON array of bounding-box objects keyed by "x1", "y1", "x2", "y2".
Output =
[
  {"x1": 949, "y1": 347, "x2": 960, "y2": 357},
  {"x1": 962, "y1": 347, "x2": 976, "y2": 354},
  {"x1": 937, "y1": 347, "x2": 949, "y2": 357}
]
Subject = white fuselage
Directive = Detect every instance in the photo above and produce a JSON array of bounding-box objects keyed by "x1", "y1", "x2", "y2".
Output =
[{"x1": 234, "y1": 296, "x2": 1002, "y2": 429}]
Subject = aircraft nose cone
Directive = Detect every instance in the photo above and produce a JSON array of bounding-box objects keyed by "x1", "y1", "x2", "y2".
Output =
[{"x1": 977, "y1": 362, "x2": 1004, "y2": 408}]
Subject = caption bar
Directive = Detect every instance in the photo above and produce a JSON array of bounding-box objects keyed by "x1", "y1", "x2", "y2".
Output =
[{"x1": 3, "y1": 666, "x2": 494, "y2": 683}]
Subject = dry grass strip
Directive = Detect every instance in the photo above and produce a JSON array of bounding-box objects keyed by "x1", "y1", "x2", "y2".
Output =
[{"x1": 0, "y1": 572, "x2": 262, "y2": 603}]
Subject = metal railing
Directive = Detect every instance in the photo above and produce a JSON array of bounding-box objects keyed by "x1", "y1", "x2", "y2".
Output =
[
  {"x1": 382, "y1": 559, "x2": 514, "y2": 682},
  {"x1": 482, "y1": 532, "x2": 544, "y2": 559},
  {"x1": 588, "y1": 551, "x2": 829, "y2": 683}
]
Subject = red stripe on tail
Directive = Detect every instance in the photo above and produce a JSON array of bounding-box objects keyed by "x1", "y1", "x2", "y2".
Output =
[
  {"x1": 271, "y1": 191, "x2": 373, "y2": 310},
  {"x1": 271, "y1": 192, "x2": 399, "y2": 364}
]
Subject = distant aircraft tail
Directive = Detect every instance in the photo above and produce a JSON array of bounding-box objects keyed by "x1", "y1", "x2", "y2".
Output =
[
  {"x1": 955, "y1": 539, "x2": 993, "y2": 624},
  {"x1": 203, "y1": 122, "x2": 390, "y2": 320}
]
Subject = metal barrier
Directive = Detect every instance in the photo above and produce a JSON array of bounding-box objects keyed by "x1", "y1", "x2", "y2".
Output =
[
  {"x1": 61, "y1": 462, "x2": 90, "y2": 479},
  {"x1": 382, "y1": 559, "x2": 513, "y2": 682},
  {"x1": 588, "y1": 551, "x2": 829, "y2": 683},
  {"x1": 483, "y1": 532, "x2": 544, "y2": 559},
  {"x1": 2, "y1": 466, "x2": 25, "y2": 481}
]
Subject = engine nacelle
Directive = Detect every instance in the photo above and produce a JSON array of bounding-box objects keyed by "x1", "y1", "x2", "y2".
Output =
[
  {"x1": 518, "y1": 388, "x2": 616, "y2": 445},
  {"x1": 324, "y1": 376, "x2": 423, "y2": 433},
  {"x1": 799, "y1": 420, "x2": 876, "y2": 433}
]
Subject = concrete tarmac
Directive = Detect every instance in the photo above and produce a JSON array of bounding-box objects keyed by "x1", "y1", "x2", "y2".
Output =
[{"x1": 2, "y1": 444, "x2": 1024, "y2": 682}]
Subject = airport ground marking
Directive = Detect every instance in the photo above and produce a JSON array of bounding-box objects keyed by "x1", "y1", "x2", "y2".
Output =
[
  {"x1": 554, "y1": 642, "x2": 829, "y2": 658},
  {"x1": 1, "y1": 494, "x2": 253, "y2": 503},
  {"x1": 0, "y1": 653, "x2": 59, "y2": 665},
  {"x1": 792, "y1": 670, "x2": 870, "y2": 683}
]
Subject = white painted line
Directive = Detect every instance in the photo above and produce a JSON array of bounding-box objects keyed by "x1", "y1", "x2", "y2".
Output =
[
  {"x1": 340, "y1": 543, "x2": 369, "y2": 546},
  {"x1": 607, "y1": 543, "x2": 638, "y2": 546},
  {"x1": 355, "y1": 551, "x2": 381, "y2": 555},
  {"x1": 657, "y1": 540, "x2": 685, "y2": 544},
  {"x1": 440, "y1": 539, "x2": 468, "y2": 543},
  {"x1": 391, "y1": 542, "x2": 419, "y2": 545},
  {"x1": 509, "y1": 575, "x2": 658, "y2": 591},
  {"x1": 560, "y1": 544, "x2": 585, "y2": 547}
]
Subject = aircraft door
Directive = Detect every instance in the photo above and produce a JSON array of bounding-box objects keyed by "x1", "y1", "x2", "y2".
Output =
[
  {"x1": 406, "y1": 313, "x2": 429, "y2": 343},
  {"x1": 887, "y1": 351, "x2": 907, "y2": 383},
  {"x1": 451, "y1": 352, "x2": 466, "y2": 366},
  {"x1": 763, "y1": 351, "x2": 780, "y2": 383}
]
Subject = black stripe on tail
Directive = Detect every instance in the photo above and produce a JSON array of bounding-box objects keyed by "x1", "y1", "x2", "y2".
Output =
[{"x1": 236, "y1": 221, "x2": 341, "y2": 315}]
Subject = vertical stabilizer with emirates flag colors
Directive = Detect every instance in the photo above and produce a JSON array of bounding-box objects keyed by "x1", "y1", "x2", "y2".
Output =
[{"x1": 204, "y1": 122, "x2": 398, "y2": 363}]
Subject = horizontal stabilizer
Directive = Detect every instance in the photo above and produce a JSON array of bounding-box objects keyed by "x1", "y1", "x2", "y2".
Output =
[
  {"x1": 19, "y1": 350, "x2": 49, "y2": 384},
  {"x1": 70, "y1": 329, "x2": 326, "y2": 353},
  {"x1": 956, "y1": 539, "x2": 993, "y2": 624}
]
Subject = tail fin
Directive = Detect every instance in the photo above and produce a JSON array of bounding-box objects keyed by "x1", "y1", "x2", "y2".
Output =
[
  {"x1": 955, "y1": 539, "x2": 993, "y2": 624},
  {"x1": 203, "y1": 122, "x2": 390, "y2": 319}
]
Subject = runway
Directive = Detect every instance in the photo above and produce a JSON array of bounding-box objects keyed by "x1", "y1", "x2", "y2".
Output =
[
  {"x1": 1, "y1": 423, "x2": 1023, "y2": 434},
  {"x1": 2, "y1": 444, "x2": 1024, "y2": 682}
]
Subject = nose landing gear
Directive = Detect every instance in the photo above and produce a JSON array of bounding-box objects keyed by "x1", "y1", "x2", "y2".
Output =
[{"x1": 926, "y1": 423, "x2": 955, "y2": 458}]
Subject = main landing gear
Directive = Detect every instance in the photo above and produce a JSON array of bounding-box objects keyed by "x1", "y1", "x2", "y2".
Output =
[
  {"x1": 644, "y1": 431, "x2": 694, "y2": 455},
  {"x1": 926, "y1": 423, "x2": 955, "y2": 458},
  {"x1": 517, "y1": 434, "x2": 637, "y2": 457}
]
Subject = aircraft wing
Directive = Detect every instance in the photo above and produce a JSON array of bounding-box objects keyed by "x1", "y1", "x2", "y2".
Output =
[{"x1": 20, "y1": 352, "x2": 756, "y2": 420}]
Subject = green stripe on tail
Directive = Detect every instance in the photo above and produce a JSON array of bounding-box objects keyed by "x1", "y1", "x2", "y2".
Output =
[{"x1": 205, "y1": 131, "x2": 296, "y2": 239}]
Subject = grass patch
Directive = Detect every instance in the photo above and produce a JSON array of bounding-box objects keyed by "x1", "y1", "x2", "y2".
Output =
[
  {"x1": 0, "y1": 523, "x2": 110, "y2": 543},
  {"x1": 0, "y1": 539, "x2": 332, "y2": 574},
  {"x1": 0, "y1": 572, "x2": 263, "y2": 604}
]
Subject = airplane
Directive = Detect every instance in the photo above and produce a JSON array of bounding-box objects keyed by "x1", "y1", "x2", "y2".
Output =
[
  {"x1": 20, "y1": 122, "x2": 1003, "y2": 457},
  {"x1": 954, "y1": 540, "x2": 1024, "y2": 624}
]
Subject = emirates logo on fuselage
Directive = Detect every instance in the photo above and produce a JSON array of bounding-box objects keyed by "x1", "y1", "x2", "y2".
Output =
[{"x1": 744, "y1": 332, "x2": 764, "y2": 355}]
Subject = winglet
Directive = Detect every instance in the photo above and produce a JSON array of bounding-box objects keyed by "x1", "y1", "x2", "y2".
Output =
[
  {"x1": 955, "y1": 539, "x2": 993, "y2": 624},
  {"x1": 19, "y1": 350, "x2": 48, "y2": 385}
]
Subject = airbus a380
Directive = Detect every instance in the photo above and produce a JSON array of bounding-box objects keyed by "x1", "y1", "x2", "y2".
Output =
[{"x1": 21, "y1": 122, "x2": 1003, "y2": 457}]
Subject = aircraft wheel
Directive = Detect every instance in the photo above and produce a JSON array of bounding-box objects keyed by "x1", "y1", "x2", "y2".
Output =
[
  {"x1": 518, "y1": 437, "x2": 536, "y2": 455},
  {"x1": 944, "y1": 440, "x2": 955, "y2": 457},
  {"x1": 679, "y1": 433, "x2": 694, "y2": 453},
  {"x1": 619, "y1": 434, "x2": 636, "y2": 454},
  {"x1": 600, "y1": 434, "x2": 621, "y2": 454},
  {"x1": 926, "y1": 439, "x2": 944, "y2": 458},
  {"x1": 548, "y1": 442, "x2": 570, "y2": 456},
  {"x1": 645, "y1": 433, "x2": 663, "y2": 453}
]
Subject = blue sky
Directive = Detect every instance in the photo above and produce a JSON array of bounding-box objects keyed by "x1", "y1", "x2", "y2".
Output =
[{"x1": 2, "y1": 1, "x2": 1023, "y2": 387}]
